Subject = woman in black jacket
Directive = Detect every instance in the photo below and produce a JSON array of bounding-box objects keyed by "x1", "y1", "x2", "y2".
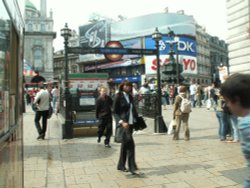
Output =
[{"x1": 113, "y1": 80, "x2": 139, "y2": 175}]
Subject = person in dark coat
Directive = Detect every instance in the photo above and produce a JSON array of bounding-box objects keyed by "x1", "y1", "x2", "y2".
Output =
[
  {"x1": 113, "y1": 80, "x2": 140, "y2": 175},
  {"x1": 31, "y1": 71, "x2": 46, "y2": 83},
  {"x1": 95, "y1": 86, "x2": 113, "y2": 147}
]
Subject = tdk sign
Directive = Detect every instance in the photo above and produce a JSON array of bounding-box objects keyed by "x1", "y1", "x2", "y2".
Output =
[{"x1": 146, "y1": 35, "x2": 197, "y2": 57}]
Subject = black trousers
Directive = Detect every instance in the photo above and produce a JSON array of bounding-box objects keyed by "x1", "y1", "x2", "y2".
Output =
[
  {"x1": 97, "y1": 116, "x2": 112, "y2": 144},
  {"x1": 117, "y1": 126, "x2": 137, "y2": 172},
  {"x1": 34, "y1": 110, "x2": 49, "y2": 136}
]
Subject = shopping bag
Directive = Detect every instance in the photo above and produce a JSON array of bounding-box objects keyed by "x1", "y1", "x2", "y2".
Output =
[
  {"x1": 206, "y1": 99, "x2": 211, "y2": 109},
  {"x1": 167, "y1": 119, "x2": 176, "y2": 135}
]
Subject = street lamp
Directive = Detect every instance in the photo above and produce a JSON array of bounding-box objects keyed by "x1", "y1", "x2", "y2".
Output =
[
  {"x1": 61, "y1": 23, "x2": 73, "y2": 139},
  {"x1": 152, "y1": 27, "x2": 167, "y2": 133}
]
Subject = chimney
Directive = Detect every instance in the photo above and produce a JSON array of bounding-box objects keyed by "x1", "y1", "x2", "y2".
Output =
[{"x1": 40, "y1": 0, "x2": 47, "y2": 17}]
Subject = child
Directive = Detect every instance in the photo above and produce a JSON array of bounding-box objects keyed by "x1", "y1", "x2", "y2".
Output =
[{"x1": 220, "y1": 73, "x2": 250, "y2": 188}]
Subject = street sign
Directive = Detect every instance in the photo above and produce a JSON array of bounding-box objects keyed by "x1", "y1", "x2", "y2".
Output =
[
  {"x1": 105, "y1": 41, "x2": 124, "y2": 61},
  {"x1": 68, "y1": 47, "x2": 157, "y2": 55}
]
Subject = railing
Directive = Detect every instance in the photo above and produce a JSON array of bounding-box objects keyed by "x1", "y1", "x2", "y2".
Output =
[
  {"x1": 134, "y1": 94, "x2": 159, "y2": 118},
  {"x1": 59, "y1": 91, "x2": 160, "y2": 122}
]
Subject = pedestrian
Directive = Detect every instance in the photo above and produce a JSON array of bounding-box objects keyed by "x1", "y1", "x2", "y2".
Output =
[
  {"x1": 30, "y1": 70, "x2": 46, "y2": 83},
  {"x1": 189, "y1": 81, "x2": 197, "y2": 108},
  {"x1": 113, "y1": 80, "x2": 140, "y2": 175},
  {"x1": 172, "y1": 85, "x2": 191, "y2": 141},
  {"x1": 95, "y1": 86, "x2": 113, "y2": 148},
  {"x1": 215, "y1": 94, "x2": 228, "y2": 141},
  {"x1": 196, "y1": 82, "x2": 203, "y2": 107},
  {"x1": 220, "y1": 73, "x2": 250, "y2": 188},
  {"x1": 161, "y1": 85, "x2": 167, "y2": 110},
  {"x1": 51, "y1": 86, "x2": 59, "y2": 114},
  {"x1": 33, "y1": 84, "x2": 51, "y2": 140}
]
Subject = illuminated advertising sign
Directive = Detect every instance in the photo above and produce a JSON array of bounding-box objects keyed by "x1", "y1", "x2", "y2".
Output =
[
  {"x1": 144, "y1": 35, "x2": 197, "y2": 75},
  {"x1": 79, "y1": 20, "x2": 110, "y2": 48},
  {"x1": 120, "y1": 38, "x2": 142, "y2": 59}
]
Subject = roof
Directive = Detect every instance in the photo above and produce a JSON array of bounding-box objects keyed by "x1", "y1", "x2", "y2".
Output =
[{"x1": 25, "y1": 0, "x2": 37, "y2": 11}]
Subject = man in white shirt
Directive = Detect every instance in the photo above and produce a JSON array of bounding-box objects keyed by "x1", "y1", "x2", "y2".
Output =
[
  {"x1": 51, "y1": 86, "x2": 59, "y2": 113},
  {"x1": 189, "y1": 81, "x2": 197, "y2": 107},
  {"x1": 33, "y1": 84, "x2": 51, "y2": 140}
]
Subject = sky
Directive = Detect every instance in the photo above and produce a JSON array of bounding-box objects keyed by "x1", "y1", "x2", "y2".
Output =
[{"x1": 31, "y1": 0, "x2": 227, "y2": 51}]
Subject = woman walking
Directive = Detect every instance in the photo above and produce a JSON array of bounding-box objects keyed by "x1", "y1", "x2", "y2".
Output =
[{"x1": 113, "y1": 81, "x2": 139, "y2": 175}]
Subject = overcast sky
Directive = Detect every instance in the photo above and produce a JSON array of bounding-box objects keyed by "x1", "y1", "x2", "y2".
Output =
[{"x1": 31, "y1": 0, "x2": 227, "y2": 51}]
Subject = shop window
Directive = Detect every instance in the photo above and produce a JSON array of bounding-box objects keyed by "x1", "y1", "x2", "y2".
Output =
[{"x1": 0, "y1": 4, "x2": 11, "y2": 136}]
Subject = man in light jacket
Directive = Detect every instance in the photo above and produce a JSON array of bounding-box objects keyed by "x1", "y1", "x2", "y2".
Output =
[{"x1": 33, "y1": 84, "x2": 51, "y2": 140}]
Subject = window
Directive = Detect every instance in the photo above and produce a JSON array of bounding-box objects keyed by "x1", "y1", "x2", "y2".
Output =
[{"x1": 34, "y1": 48, "x2": 44, "y2": 71}]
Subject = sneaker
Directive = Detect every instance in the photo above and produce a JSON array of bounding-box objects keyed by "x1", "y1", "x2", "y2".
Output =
[
  {"x1": 37, "y1": 134, "x2": 45, "y2": 140},
  {"x1": 105, "y1": 144, "x2": 111, "y2": 148},
  {"x1": 97, "y1": 137, "x2": 101, "y2": 143},
  {"x1": 226, "y1": 140, "x2": 239, "y2": 143}
]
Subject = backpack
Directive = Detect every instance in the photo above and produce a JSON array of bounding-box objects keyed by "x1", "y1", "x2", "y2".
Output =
[{"x1": 179, "y1": 95, "x2": 192, "y2": 113}]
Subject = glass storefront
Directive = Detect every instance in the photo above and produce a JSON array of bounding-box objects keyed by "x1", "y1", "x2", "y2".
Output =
[{"x1": 0, "y1": 0, "x2": 25, "y2": 187}]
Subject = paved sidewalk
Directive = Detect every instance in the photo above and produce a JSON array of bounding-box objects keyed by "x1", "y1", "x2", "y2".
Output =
[{"x1": 23, "y1": 105, "x2": 246, "y2": 188}]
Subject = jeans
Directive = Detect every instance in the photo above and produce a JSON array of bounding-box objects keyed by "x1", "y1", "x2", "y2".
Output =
[
  {"x1": 230, "y1": 115, "x2": 239, "y2": 141},
  {"x1": 52, "y1": 96, "x2": 57, "y2": 112},
  {"x1": 216, "y1": 111, "x2": 227, "y2": 140},
  {"x1": 190, "y1": 94, "x2": 196, "y2": 107}
]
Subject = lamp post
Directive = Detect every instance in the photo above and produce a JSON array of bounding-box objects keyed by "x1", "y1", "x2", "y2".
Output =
[
  {"x1": 152, "y1": 27, "x2": 167, "y2": 133},
  {"x1": 60, "y1": 23, "x2": 73, "y2": 139}
]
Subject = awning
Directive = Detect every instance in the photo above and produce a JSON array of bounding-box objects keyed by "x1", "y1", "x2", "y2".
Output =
[{"x1": 84, "y1": 58, "x2": 143, "y2": 71}]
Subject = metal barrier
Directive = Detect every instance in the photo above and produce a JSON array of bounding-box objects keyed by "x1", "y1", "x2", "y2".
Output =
[{"x1": 134, "y1": 94, "x2": 159, "y2": 118}]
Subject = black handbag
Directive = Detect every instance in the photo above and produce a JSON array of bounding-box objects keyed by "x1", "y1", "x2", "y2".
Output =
[
  {"x1": 135, "y1": 116, "x2": 147, "y2": 131},
  {"x1": 114, "y1": 125, "x2": 132, "y2": 143},
  {"x1": 114, "y1": 125, "x2": 124, "y2": 143}
]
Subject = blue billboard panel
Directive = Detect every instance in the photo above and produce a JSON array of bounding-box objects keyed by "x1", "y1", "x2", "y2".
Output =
[{"x1": 145, "y1": 35, "x2": 196, "y2": 57}]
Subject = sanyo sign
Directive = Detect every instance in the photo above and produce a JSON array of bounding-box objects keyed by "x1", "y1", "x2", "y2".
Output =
[{"x1": 144, "y1": 35, "x2": 197, "y2": 75}]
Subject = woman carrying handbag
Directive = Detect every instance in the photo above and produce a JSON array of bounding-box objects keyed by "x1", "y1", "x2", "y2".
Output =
[{"x1": 113, "y1": 80, "x2": 140, "y2": 175}]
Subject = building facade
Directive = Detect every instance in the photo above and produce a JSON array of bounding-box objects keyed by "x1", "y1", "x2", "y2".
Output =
[
  {"x1": 24, "y1": 0, "x2": 56, "y2": 82},
  {"x1": 195, "y1": 24, "x2": 211, "y2": 85},
  {"x1": 209, "y1": 36, "x2": 228, "y2": 84},
  {"x1": 226, "y1": 0, "x2": 250, "y2": 74},
  {"x1": 54, "y1": 11, "x2": 228, "y2": 87}
]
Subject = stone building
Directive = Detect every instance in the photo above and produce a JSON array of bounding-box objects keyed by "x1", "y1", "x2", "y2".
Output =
[
  {"x1": 226, "y1": 0, "x2": 250, "y2": 74},
  {"x1": 24, "y1": 0, "x2": 56, "y2": 82}
]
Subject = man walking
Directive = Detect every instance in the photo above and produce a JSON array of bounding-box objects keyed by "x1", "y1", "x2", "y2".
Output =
[
  {"x1": 96, "y1": 86, "x2": 113, "y2": 147},
  {"x1": 33, "y1": 84, "x2": 51, "y2": 140}
]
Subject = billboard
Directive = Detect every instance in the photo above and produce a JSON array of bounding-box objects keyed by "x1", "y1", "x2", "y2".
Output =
[
  {"x1": 144, "y1": 35, "x2": 197, "y2": 75},
  {"x1": 111, "y1": 13, "x2": 196, "y2": 40},
  {"x1": 79, "y1": 20, "x2": 110, "y2": 48}
]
